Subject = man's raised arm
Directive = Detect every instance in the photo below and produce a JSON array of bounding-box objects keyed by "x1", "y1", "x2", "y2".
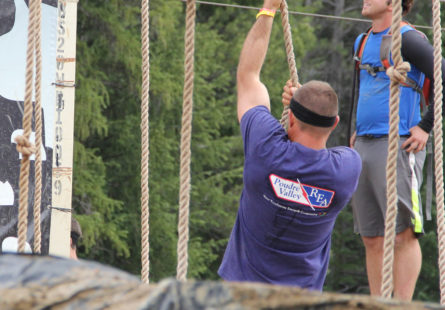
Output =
[{"x1": 237, "y1": 0, "x2": 281, "y2": 122}]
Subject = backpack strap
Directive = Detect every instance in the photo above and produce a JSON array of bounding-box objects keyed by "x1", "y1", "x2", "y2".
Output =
[
  {"x1": 347, "y1": 29, "x2": 372, "y2": 145},
  {"x1": 354, "y1": 27, "x2": 372, "y2": 68},
  {"x1": 379, "y1": 29, "x2": 428, "y2": 110},
  {"x1": 425, "y1": 138, "x2": 433, "y2": 221},
  {"x1": 358, "y1": 64, "x2": 386, "y2": 76}
]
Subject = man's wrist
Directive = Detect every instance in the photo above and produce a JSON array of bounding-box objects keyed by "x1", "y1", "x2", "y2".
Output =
[
  {"x1": 256, "y1": 8, "x2": 276, "y2": 19},
  {"x1": 417, "y1": 120, "x2": 432, "y2": 134}
]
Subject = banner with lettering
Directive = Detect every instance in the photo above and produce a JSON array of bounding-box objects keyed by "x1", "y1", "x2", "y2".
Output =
[{"x1": 0, "y1": 0, "x2": 58, "y2": 254}]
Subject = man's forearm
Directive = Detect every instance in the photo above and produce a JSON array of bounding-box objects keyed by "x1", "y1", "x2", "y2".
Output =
[
  {"x1": 237, "y1": 16, "x2": 274, "y2": 84},
  {"x1": 402, "y1": 30, "x2": 445, "y2": 132},
  {"x1": 236, "y1": 1, "x2": 281, "y2": 121}
]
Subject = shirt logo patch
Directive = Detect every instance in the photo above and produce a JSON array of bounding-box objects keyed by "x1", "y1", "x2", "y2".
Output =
[{"x1": 269, "y1": 174, "x2": 335, "y2": 208}]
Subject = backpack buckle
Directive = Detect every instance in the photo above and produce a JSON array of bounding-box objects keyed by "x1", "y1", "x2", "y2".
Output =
[
  {"x1": 359, "y1": 64, "x2": 377, "y2": 77},
  {"x1": 368, "y1": 67, "x2": 378, "y2": 77},
  {"x1": 358, "y1": 64, "x2": 385, "y2": 77}
]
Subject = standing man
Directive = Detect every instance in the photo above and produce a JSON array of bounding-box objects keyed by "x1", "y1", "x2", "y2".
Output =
[
  {"x1": 351, "y1": 0, "x2": 445, "y2": 301},
  {"x1": 218, "y1": 0, "x2": 361, "y2": 290}
]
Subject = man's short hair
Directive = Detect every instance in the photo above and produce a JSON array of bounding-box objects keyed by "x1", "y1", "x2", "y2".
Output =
[
  {"x1": 402, "y1": 0, "x2": 414, "y2": 15},
  {"x1": 292, "y1": 80, "x2": 338, "y2": 119},
  {"x1": 71, "y1": 218, "x2": 82, "y2": 249},
  {"x1": 386, "y1": 0, "x2": 413, "y2": 16}
]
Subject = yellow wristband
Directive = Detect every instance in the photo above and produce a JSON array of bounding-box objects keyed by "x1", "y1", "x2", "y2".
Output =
[{"x1": 256, "y1": 8, "x2": 276, "y2": 19}]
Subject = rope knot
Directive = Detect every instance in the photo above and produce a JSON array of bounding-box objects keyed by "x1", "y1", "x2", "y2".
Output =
[
  {"x1": 386, "y1": 61, "x2": 411, "y2": 84},
  {"x1": 15, "y1": 135, "x2": 36, "y2": 157}
]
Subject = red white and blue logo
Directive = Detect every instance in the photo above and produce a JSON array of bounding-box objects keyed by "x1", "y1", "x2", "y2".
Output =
[{"x1": 269, "y1": 174, "x2": 335, "y2": 209}]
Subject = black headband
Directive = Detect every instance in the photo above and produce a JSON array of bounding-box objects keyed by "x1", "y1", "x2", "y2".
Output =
[{"x1": 289, "y1": 98, "x2": 337, "y2": 128}]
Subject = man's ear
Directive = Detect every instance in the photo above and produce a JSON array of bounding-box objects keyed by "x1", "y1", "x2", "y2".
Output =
[
  {"x1": 331, "y1": 115, "x2": 340, "y2": 131},
  {"x1": 386, "y1": 0, "x2": 393, "y2": 12},
  {"x1": 288, "y1": 109, "x2": 294, "y2": 127}
]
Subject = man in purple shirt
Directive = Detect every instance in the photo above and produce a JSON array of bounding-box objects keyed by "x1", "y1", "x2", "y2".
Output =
[{"x1": 218, "y1": 0, "x2": 362, "y2": 291}]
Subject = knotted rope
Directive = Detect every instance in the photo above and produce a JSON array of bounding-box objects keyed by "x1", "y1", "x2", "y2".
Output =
[
  {"x1": 140, "y1": 0, "x2": 150, "y2": 284},
  {"x1": 15, "y1": 136, "x2": 36, "y2": 157},
  {"x1": 177, "y1": 0, "x2": 196, "y2": 281},
  {"x1": 16, "y1": 0, "x2": 40, "y2": 253},
  {"x1": 385, "y1": 63, "x2": 411, "y2": 84},
  {"x1": 279, "y1": 0, "x2": 299, "y2": 129},
  {"x1": 432, "y1": 0, "x2": 445, "y2": 304},
  {"x1": 381, "y1": 0, "x2": 410, "y2": 298},
  {"x1": 32, "y1": 0, "x2": 43, "y2": 254}
]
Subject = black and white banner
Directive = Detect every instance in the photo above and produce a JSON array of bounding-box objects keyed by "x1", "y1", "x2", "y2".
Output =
[{"x1": 0, "y1": 0, "x2": 58, "y2": 254}]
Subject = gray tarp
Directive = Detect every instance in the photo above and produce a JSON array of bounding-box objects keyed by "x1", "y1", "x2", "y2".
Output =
[{"x1": 0, "y1": 254, "x2": 442, "y2": 310}]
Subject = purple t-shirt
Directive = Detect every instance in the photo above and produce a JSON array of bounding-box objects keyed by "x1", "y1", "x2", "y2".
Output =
[{"x1": 218, "y1": 106, "x2": 361, "y2": 291}]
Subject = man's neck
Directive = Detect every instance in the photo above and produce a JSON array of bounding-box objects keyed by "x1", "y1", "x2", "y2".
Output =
[
  {"x1": 289, "y1": 132, "x2": 327, "y2": 150},
  {"x1": 372, "y1": 14, "x2": 392, "y2": 32},
  {"x1": 70, "y1": 248, "x2": 78, "y2": 260}
]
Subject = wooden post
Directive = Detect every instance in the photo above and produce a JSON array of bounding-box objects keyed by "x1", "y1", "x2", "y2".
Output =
[{"x1": 49, "y1": 0, "x2": 78, "y2": 257}]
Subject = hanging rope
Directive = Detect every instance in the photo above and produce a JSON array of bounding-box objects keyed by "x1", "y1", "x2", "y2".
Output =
[
  {"x1": 279, "y1": 0, "x2": 299, "y2": 129},
  {"x1": 432, "y1": 0, "x2": 445, "y2": 304},
  {"x1": 32, "y1": 0, "x2": 43, "y2": 254},
  {"x1": 381, "y1": 0, "x2": 411, "y2": 298},
  {"x1": 16, "y1": 0, "x2": 40, "y2": 253},
  {"x1": 177, "y1": 0, "x2": 196, "y2": 281},
  {"x1": 140, "y1": 0, "x2": 150, "y2": 284}
]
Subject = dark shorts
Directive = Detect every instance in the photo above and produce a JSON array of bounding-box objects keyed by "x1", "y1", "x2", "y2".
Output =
[{"x1": 351, "y1": 136, "x2": 426, "y2": 238}]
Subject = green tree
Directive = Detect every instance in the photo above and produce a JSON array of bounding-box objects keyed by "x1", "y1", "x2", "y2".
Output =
[
  {"x1": 74, "y1": 0, "x2": 315, "y2": 281},
  {"x1": 72, "y1": 0, "x2": 442, "y2": 303}
]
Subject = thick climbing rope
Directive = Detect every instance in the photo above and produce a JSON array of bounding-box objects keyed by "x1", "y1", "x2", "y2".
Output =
[
  {"x1": 174, "y1": 0, "x2": 296, "y2": 279},
  {"x1": 140, "y1": 0, "x2": 150, "y2": 284},
  {"x1": 432, "y1": 0, "x2": 445, "y2": 304},
  {"x1": 16, "y1": 0, "x2": 40, "y2": 253},
  {"x1": 279, "y1": 0, "x2": 299, "y2": 129},
  {"x1": 32, "y1": 0, "x2": 43, "y2": 254},
  {"x1": 177, "y1": 0, "x2": 196, "y2": 281},
  {"x1": 381, "y1": 0, "x2": 411, "y2": 299}
]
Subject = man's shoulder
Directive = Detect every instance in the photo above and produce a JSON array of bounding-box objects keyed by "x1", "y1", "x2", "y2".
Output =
[
  {"x1": 353, "y1": 32, "x2": 367, "y2": 51},
  {"x1": 355, "y1": 31, "x2": 367, "y2": 40},
  {"x1": 328, "y1": 147, "x2": 362, "y2": 188},
  {"x1": 329, "y1": 146, "x2": 362, "y2": 168},
  {"x1": 401, "y1": 23, "x2": 429, "y2": 46},
  {"x1": 241, "y1": 105, "x2": 270, "y2": 120},
  {"x1": 401, "y1": 25, "x2": 428, "y2": 42},
  {"x1": 329, "y1": 145, "x2": 359, "y2": 156},
  {"x1": 241, "y1": 106, "x2": 284, "y2": 154},
  {"x1": 401, "y1": 23, "x2": 416, "y2": 34},
  {"x1": 241, "y1": 105, "x2": 278, "y2": 132}
]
